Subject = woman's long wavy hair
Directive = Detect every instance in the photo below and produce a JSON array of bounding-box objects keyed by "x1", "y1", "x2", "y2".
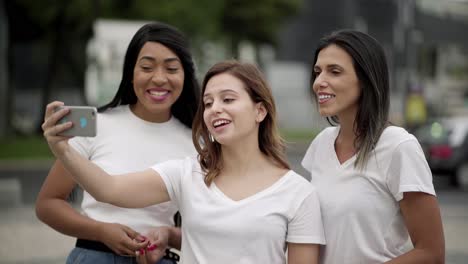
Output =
[
  {"x1": 98, "y1": 22, "x2": 199, "y2": 128},
  {"x1": 310, "y1": 30, "x2": 390, "y2": 169},
  {"x1": 193, "y1": 60, "x2": 290, "y2": 185}
]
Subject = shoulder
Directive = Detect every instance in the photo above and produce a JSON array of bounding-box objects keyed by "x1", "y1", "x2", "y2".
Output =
[
  {"x1": 152, "y1": 156, "x2": 201, "y2": 176},
  {"x1": 380, "y1": 126, "x2": 415, "y2": 141},
  {"x1": 314, "y1": 126, "x2": 338, "y2": 142},
  {"x1": 302, "y1": 126, "x2": 336, "y2": 166},
  {"x1": 284, "y1": 171, "x2": 315, "y2": 193},
  {"x1": 305, "y1": 126, "x2": 337, "y2": 154},
  {"x1": 378, "y1": 126, "x2": 420, "y2": 151}
]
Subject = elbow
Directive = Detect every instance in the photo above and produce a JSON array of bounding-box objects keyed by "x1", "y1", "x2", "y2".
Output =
[
  {"x1": 35, "y1": 199, "x2": 47, "y2": 223},
  {"x1": 90, "y1": 188, "x2": 118, "y2": 206},
  {"x1": 432, "y1": 251, "x2": 445, "y2": 264},
  {"x1": 421, "y1": 247, "x2": 445, "y2": 264},
  {"x1": 430, "y1": 242, "x2": 445, "y2": 264},
  {"x1": 92, "y1": 192, "x2": 112, "y2": 204}
]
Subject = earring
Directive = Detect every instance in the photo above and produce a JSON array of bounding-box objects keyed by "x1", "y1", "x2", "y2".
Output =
[{"x1": 209, "y1": 134, "x2": 215, "y2": 142}]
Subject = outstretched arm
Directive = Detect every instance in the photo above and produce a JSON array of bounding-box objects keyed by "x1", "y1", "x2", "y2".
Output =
[{"x1": 42, "y1": 101, "x2": 170, "y2": 208}]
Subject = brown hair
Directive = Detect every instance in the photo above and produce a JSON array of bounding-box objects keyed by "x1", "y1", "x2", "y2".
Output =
[{"x1": 193, "y1": 60, "x2": 290, "y2": 185}]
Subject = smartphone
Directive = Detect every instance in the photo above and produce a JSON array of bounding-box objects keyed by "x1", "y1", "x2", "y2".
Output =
[{"x1": 55, "y1": 106, "x2": 97, "y2": 137}]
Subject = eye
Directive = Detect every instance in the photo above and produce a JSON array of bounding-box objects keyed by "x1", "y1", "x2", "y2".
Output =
[
  {"x1": 141, "y1": 65, "x2": 153, "y2": 71},
  {"x1": 331, "y1": 69, "x2": 341, "y2": 74},
  {"x1": 204, "y1": 101, "x2": 213, "y2": 108},
  {"x1": 167, "y1": 67, "x2": 179, "y2": 73},
  {"x1": 223, "y1": 98, "x2": 234, "y2": 103}
]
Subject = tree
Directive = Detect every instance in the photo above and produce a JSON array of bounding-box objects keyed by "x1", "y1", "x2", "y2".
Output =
[
  {"x1": 7, "y1": 0, "x2": 96, "y2": 134},
  {"x1": 0, "y1": 0, "x2": 9, "y2": 137},
  {"x1": 7, "y1": 0, "x2": 223, "y2": 135},
  {"x1": 221, "y1": 0, "x2": 303, "y2": 59}
]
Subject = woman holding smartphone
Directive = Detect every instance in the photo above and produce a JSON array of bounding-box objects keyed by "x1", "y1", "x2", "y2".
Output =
[
  {"x1": 36, "y1": 22, "x2": 199, "y2": 264},
  {"x1": 42, "y1": 60, "x2": 326, "y2": 264}
]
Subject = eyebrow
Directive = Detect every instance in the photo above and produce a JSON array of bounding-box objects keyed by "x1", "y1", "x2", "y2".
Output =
[
  {"x1": 203, "y1": 89, "x2": 238, "y2": 98},
  {"x1": 314, "y1": 64, "x2": 344, "y2": 70},
  {"x1": 138, "y1": 56, "x2": 181, "y2": 63}
]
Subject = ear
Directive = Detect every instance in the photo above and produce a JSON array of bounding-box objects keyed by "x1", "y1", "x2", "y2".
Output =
[{"x1": 255, "y1": 102, "x2": 267, "y2": 123}]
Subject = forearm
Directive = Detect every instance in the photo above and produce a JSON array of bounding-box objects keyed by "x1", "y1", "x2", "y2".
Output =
[
  {"x1": 36, "y1": 198, "x2": 103, "y2": 241},
  {"x1": 384, "y1": 248, "x2": 444, "y2": 264},
  {"x1": 59, "y1": 147, "x2": 115, "y2": 203},
  {"x1": 167, "y1": 226, "x2": 182, "y2": 249}
]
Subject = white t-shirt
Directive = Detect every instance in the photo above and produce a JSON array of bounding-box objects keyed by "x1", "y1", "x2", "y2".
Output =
[
  {"x1": 151, "y1": 157, "x2": 326, "y2": 264},
  {"x1": 70, "y1": 105, "x2": 196, "y2": 234},
  {"x1": 301, "y1": 126, "x2": 436, "y2": 264}
]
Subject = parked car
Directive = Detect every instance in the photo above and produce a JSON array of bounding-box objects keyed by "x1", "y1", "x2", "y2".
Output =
[{"x1": 413, "y1": 116, "x2": 468, "y2": 187}]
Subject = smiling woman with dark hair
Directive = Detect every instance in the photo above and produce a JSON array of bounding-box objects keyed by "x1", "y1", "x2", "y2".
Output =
[
  {"x1": 302, "y1": 29, "x2": 445, "y2": 264},
  {"x1": 36, "y1": 22, "x2": 199, "y2": 264}
]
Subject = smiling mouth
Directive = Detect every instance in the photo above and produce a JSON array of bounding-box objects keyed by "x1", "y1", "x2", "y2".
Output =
[
  {"x1": 147, "y1": 90, "x2": 170, "y2": 101},
  {"x1": 149, "y1": 90, "x2": 169, "y2": 96},
  {"x1": 318, "y1": 94, "x2": 335, "y2": 103},
  {"x1": 212, "y1": 119, "x2": 231, "y2": 128}
]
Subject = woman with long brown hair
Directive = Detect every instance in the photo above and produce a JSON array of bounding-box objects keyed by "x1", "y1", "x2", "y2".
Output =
[{"x1": 42, "y1": 60, "x2": 325, "y2": 264}]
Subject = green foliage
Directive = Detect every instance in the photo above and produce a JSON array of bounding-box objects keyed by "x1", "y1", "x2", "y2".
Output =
[
  {"x1": 0, "y1": 136, "x2": 53, "y2": 159},
  {"x1": 222, "y1": 0, "x2": 303, "y2": 44},
  {"x1": 15, "y1": 0, "x2": 96, "y2": 36},
  {"x1": 280, "y1": 128, "x2": 318, "y2": 144},
  {"x1": 13, "y1": 0, "x2": 303, "y2": 53},
  {"x1": 73, "y1": 0, "x2": 226, "y2": 42}
]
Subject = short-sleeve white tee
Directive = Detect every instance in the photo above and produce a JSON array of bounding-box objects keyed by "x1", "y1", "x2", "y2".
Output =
[
  {"x1": 152, "y1": 157, "x2": 326, "y2": 264},
  {"x1": 301, "y1": 126, "x2": 435, "y2": 264},
  {"x1": 69, "y1": 105, "x2": 196, "y2": 234}
]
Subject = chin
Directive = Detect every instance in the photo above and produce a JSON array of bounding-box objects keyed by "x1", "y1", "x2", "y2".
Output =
[{"x1": 319, "y1": 109, "x2": 333, "y2": 117}]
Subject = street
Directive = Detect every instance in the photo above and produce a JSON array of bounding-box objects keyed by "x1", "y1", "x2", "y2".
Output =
[{"x1": 0, "y1": 150, "x2": 467, "y2": 263}]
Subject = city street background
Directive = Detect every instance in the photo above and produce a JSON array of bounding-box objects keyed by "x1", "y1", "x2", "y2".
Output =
[
  {"x1": 1, "y1": 0, "x2": 468, "y2": 263},
  {"x1": 0, "y1": 145, "x2": 467, "y2": 264}
]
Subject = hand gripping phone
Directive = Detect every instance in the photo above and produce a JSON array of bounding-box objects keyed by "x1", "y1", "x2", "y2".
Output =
[{"x1": 56, "y1": 106, "x2": 97, "y2": 137}]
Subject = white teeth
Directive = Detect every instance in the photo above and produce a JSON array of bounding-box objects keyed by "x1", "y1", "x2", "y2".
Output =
[
  {"x1": 149, "y1": 91, "x2": 168, "y2": 96},
  {"x1": 213, "y1": 119, "x2": 230, "y2": 127},
  {"x1": 318, "y1": 94, "x2": 334, "y2": 100}
]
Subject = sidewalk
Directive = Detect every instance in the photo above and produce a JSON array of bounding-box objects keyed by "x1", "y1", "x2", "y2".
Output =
[
  {"x1": 0, "y1": 205, "x2": 74, "y2": 264},
  {"x1": 1, "y1": 199, "x2": 467, "y2": 263}
]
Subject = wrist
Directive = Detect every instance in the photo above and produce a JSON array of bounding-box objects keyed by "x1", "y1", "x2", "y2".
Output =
[
  {"x1": 90, "y1": 221, "x2": 105, "y2": 242},
  {"x1": 166, "y1": 226, "x2": 181, "y2": 249}
]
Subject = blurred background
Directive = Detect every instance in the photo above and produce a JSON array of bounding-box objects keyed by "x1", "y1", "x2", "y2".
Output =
[{"x1": 0, "y1": 0, "x2": 468, "y2": 263}]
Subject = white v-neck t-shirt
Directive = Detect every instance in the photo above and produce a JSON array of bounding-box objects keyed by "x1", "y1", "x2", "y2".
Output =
[
  {"x1": 151, "y1": 157, "x2": 326, "y2": 264},
  {"x1": 302, "y1": 126, "x2": 435, "y2": 264}
]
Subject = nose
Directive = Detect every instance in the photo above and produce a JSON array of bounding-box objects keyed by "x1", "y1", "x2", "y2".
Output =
[
  {"x1": 151, "y1": 68, "x2": 167, "y2": 85},
  {"x1": 210, "y1": 100, "x2": 223, "y2": 114},
  {"x1": 313, "y1": 74, "x2": 328, "y2": 91}
]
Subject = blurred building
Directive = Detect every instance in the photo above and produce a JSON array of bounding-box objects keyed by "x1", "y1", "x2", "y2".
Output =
[{"x1": 274, "y1": 0, "x2": 468, "y2": 129}]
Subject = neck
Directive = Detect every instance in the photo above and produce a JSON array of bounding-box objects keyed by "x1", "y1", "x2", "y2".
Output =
[
  {"x1": 336, "y1": 111, "x2": 358, "y2": 148},
  {"x1": 220, "y1": 133, "x2": 269, "y2": 178},
  {"x1": 130, "y1": 104, "x2": 171, "y2": 123}
]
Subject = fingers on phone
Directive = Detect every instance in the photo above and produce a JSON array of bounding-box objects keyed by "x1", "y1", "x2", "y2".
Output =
[{"x1": 46, "y1": 101, "x2": 65, "y2": 116}]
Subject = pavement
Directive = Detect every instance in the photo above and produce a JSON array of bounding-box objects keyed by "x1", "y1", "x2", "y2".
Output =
[{"x1": 1, "y1": 147, "x2": 468, "y2": 263}]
